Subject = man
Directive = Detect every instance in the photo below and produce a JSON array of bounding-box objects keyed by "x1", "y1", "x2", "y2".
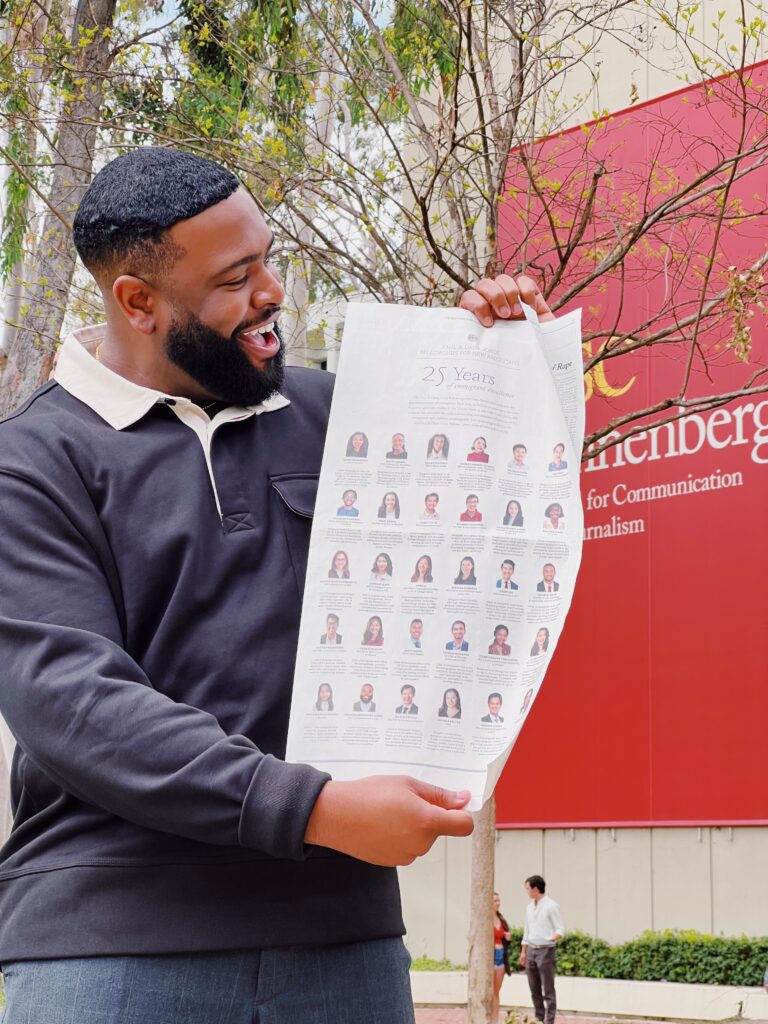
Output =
[
  {"x1": 353, "y1": 684, "x2": 376, "y2": 713},
  {"x1": 459, "y1": 493, "x2": 482, "y2": 522},
  {"x1": 519, "y1": 874, "x2": 565, "y2": 1024},
  {"x1": 386, "y1": 432, "x2": 407, "y2": 459},
  {"x1": 537, "y1": 563, "x2": 560, "y2": 593},
  {"x1": 481, "y1": 693, "x2": 504, "y2": 723},
  {"x1": 409, "y1": 618, "x2": 424, "y2": 649},
  {"x1": 422, "y1": 492, "x2": 440, "y2": 520},
  {"x1": 496, "y1": 559, "x2": 519, "y2": 590},
  {"x1": 0, "y1": 147, "x2": 553, "y2": 1021},
  {"x1": 336, "y1": 488, "x2": 359, "y2": 517},
  {"x1": 395, "y1": 685, "x2": 419, "y2": 715},
  {"x1": 510, "y1": 443, "x2": 527, "y2": 467},
  {"x1": 445, "y1": 621, "x2": 469, "y2": 652},
  {"x1": 548, "y1": 442, "x2": 568, "y2": 471},
  {"x1": 320, "y1": 613, "x2": 342, "y2": 644}
]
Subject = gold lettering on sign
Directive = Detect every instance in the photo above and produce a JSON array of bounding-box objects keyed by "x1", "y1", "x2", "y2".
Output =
[{"x1": 583, "y1": 337, "x2": 637, "y2": 401}]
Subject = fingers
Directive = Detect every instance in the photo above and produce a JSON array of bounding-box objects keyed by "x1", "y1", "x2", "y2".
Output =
[
  {"x1": 411, "y1": 779, "x2": 472, "y2": 810},
  {"x1": 435, "y1": 809, "x2": 475, "y2": 838},
  {"x1": 458, "y1": 273, "x2": 554, "y2": 326},
  {"x1": 516, "y1": 274, "x2": 555, "y2": 322},
  {"x1": 459, "y1": 275, "x2": 520, "y2": 327}
]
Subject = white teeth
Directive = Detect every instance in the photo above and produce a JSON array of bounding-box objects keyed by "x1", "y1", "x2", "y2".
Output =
[{"x1": 249, "y1": 320, "x2": 276, "y2": 335}]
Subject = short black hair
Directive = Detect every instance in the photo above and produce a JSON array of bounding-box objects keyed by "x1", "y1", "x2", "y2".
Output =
[
  {"x1": 73, "y1": 147, "x2": 240, "y2": 276},
  {"x1": 526, "y1": 874, "x2": 546, "y2": 893}
]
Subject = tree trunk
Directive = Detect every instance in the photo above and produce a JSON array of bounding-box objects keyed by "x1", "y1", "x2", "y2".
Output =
[
  {"x1": 0, "y1": 0, "x2": 117, "y2": 415},
  {"x1": 1, "y1": 1, "x2": 50, "y2": 355},
  {"x1": 467, "y1": 793, "x2": 496, "y2": 1024},
  {"x1": 282, "y1": 222, "x2": 313, "y2": 366},
  {"x1": 282, "y1": 27, "x2": 339, "y2": 367}
]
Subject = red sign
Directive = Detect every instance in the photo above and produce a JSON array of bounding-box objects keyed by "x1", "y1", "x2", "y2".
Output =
[{"x1": 496, "y1": 62, "x2": 768, "y2": 825}]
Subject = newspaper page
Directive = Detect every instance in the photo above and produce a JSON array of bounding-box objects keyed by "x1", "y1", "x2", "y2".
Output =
[{"x1": 286, "y1": 302, "x2": 584, "y2": 810}]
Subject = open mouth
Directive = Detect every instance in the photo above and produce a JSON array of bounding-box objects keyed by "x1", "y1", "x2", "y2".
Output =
[{"x1": 237, "y1": 319, "x2": 281, "y2": 363}]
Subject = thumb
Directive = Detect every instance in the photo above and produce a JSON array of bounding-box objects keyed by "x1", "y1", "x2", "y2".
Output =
[{"x1": 412, "y1": 779, "x2": 472, "y2": 809}]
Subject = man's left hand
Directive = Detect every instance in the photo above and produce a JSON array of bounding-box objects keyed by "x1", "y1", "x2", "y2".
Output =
[{"x1": 459, "y1": 274, "x2": 554, "y2": 327}]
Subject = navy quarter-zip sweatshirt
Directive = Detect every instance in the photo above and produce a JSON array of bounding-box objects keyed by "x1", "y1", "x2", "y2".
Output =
[{"x1": 0, "y1": 328, "x2": 402, "y2": 959}]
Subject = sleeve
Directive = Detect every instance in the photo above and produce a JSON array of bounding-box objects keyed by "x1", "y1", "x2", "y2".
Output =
[
  {"x1": 521, "y1": 906, "x2": 530, "y2": 946},
  {"x1": 0, "y1": 469, "x2": 329, "y2": 861},
  {"x1": 551, "y1": 900, "x2": 565, "y2": 938}
]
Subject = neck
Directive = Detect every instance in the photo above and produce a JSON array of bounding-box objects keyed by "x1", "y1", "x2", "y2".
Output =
[{"x1": 97, "y1": 321, "x2": 214, "y2": 402}]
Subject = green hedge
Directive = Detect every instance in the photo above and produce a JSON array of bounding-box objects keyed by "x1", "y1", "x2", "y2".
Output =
[{"x1": 500, "y1": 929, "x2": 768, "y2": 986}]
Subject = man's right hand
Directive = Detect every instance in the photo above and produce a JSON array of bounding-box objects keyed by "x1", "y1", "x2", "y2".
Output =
[
  {"x1": 304, "y1": 775, "x2": 474, "y2": 866},
  {"x1": 519, "y1": 950, "x2": 527, "y2": 967}
]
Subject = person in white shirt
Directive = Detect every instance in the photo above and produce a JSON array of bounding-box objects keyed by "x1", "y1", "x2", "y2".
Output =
[{"x1": 519, "y1": 874, "x2": 564, "y2": 1024}]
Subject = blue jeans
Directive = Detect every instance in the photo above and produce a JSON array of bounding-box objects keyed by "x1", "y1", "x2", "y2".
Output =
[{"x1": 1, "y1": 937, "x2": 415, "y2": 1023}]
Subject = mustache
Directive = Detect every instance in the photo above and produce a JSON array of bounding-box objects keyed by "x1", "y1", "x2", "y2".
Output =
[{"x1": 237, "y1": 307, "x2": 282, "y2": 334}]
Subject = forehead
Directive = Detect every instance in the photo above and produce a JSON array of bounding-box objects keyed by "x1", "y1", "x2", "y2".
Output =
[{"x1": 167, "y1": 188, "x2": 271, "y2": 283}]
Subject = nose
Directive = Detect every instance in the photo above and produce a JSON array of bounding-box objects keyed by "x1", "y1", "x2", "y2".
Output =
[{"x1": 251, "y1": 262, "x2": 285, "y2": 313}]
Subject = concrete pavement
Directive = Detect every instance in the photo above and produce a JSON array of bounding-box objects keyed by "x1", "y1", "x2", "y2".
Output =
[{"x1": 415, "y1": 1012, "x2": 768, "y2": 1024}]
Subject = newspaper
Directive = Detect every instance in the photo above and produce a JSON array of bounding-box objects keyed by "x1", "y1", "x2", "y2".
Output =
[{"x1": 286, "y1": 302, "x2": 584, "y2": 810}]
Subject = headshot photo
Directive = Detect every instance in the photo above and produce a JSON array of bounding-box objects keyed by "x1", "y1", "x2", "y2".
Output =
[
  {"x1": 482, "y1": 693, "x2": 504, "y2": 723},
  {"x1": 320, "y1": 613, "x2": 342, "y2": 645},
  {"x1": 548, "y1": 442, "x2": 568, "y2": 472},
  {"x1": 408, "y1": 619, "x2": 424, "y2": 649},
  {"x1": 386, "y1": 432, "x2": 408, "y2": 460},
  {"x1": 445, "y1": 621, "x2": 469, "y2": 652},
  {"x1": 488, "y1": 625, "x2": 511, "y2": 656},
  {"x1": 362, "y1": 615, "x2": 384, "y2": 647},
  {"x1": 467, "y1": 436, "x2": 489, "y2": 463},
  {"x1": 377, "y1": 491, "x2": 400, "y2": 520},
  {"x1": 396, "y1": 684, "x2": 419, "y2": 715},
  {"x1": 346, "y1": 431, "x2": 369, "y2": 458},
  {"x1": 421, "y1": 492, "x2": 440, "y2": 520},
  {"x1": 502, "y1": 499, "x2": 524, "y2": 527},
  {"x1": 510, "y1": 443, "x2": 527, "y2": 468},
  {"x1": 336, "y1": 488, "x2": 359, "y2": 518},
  {"x1": 438, "y1": 688, "x2": 462, "y2": 720},
  {"x1": 353, "y1": 684, "x2": 376, "y2": 713},
  {"x1": 314, "y1": 683, "x2": 334, "y2": 712},
  {"x1": 537, "y1": 563, "x2": 559, "y2": 593},
  {"x1": 454, "y1": 557, "x2": 477, "y2": 586},
  {"x1": 369, "y1": 552, "x2": 393, "y2": 582},
  {"x1": 530, "y1": 627, "x2": 550, "y2": 656},
  {"x1": 544, "y1": 502, "x2": 565, "y2": 531},
  {"x1": 327, "y1": 550, "x2": 350, "y2": 579},
  {"x1": 426, "y1": 433, "x2": 449, "y2": 460},
  {"x1": 411, "y1": 555, "x2": 433, "y2": 584},
  {"x1": 496, "y1": 559, "x2": 518, "y2": 590},
  {"x1": 459, "y1": 494, "x2": 482, "y2": 523}
]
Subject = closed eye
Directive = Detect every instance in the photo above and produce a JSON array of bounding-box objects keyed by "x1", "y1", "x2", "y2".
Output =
[{"x1": 222, "y1": 275, "x2": 248, "y2": 288}]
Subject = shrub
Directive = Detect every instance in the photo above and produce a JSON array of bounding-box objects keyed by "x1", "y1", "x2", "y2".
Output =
[
  {"x1": 529, "y1": 930, "x2": 768, "y2": 986},
  {"x1": 412, "y1": 930, "x2": 768, "y2": 986}
]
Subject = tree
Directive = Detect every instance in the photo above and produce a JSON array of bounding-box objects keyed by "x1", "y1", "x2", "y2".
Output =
[{"x1": 0, "y1": 0, "x2": 117, "y2": 415}]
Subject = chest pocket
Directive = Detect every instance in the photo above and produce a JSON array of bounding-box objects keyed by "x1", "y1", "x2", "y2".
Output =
[{"x1": 270, "y1": 473, "x2": 319, "y2": 597}]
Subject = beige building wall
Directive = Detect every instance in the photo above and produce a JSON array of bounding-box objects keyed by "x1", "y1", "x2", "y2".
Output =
[{"x1": 400, "y1": 827, "x2": 768, "y2": 962}]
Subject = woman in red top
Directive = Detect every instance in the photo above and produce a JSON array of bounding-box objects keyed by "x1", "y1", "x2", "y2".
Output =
[{"x1": 493, "y1": 891, "x2": 512, "y2": 1022}]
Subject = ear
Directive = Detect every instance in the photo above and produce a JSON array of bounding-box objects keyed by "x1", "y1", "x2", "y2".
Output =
[{"x1": 112, "y1": 275, "x2": 160, "y2": 335}]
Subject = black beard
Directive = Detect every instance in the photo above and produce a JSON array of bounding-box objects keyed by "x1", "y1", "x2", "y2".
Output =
[{"x1": 164, "y1": 310, "x2": 285, "y2": 407}]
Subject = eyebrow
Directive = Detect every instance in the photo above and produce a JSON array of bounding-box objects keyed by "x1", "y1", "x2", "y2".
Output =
[{"x1": 215, "y1": 232, "x2": 275, "y2": 277}]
